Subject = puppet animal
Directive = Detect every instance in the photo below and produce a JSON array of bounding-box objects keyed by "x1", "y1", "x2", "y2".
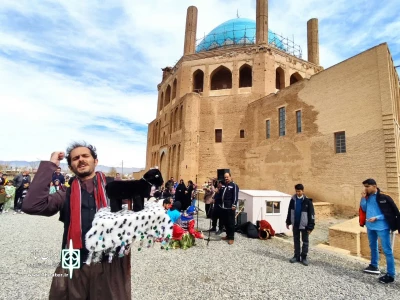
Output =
[
  {"x1": 106, "y1": 168, "x2": 164, "y2": 212},
  {"x1": 85, "y1": 201, "x2": 173, "y2": 264}
]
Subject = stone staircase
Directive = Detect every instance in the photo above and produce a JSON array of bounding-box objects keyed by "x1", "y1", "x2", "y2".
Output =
[{"x1": 329, "y1": 217, "x2": 400, "y2": 260}]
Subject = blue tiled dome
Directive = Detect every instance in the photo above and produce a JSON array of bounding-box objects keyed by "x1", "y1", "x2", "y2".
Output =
[{"x1": 196, "y1": 18, "x2": 284, "y2": 52}]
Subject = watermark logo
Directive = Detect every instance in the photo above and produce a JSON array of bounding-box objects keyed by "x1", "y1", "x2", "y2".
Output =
[{"x1": 61, "y1": 240, "x2": 80, "y2": 279}]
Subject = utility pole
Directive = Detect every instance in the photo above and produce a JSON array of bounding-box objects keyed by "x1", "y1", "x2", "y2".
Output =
[{"x1": 122, "y1": 160, "x2": 124, "y2": 178}]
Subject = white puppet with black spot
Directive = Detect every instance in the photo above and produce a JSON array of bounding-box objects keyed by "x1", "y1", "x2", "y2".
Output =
[{"x1": 85, "y1": 202, "x2": 173, "y2": 264}]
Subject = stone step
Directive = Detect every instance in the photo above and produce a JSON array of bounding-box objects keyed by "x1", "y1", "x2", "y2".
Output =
[
  {"x1": 329, "y1": 217, "x2": 400, "y2": 260},
  {"x1": 313, "y1": 202, "x2": 334, "y2": 220}
]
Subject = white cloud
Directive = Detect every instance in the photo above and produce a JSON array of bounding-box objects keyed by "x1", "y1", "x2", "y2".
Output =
[{"x1": 0, "y1": 0, "x2": 398, "y2": 168}]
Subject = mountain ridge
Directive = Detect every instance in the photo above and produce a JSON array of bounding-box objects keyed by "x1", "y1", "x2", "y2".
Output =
[{"x1": 0, "y1": 160, "x2": 143, "y2": 174}]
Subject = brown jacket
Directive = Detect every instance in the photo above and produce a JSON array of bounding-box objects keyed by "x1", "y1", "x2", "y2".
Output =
[{"x1": 22, "y1": 161, "x2": 132, "y2": 300}]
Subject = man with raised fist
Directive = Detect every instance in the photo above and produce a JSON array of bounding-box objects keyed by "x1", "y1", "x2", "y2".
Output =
[{"x1": 23, "y1": 142, "x2": 131, "y2": 300}]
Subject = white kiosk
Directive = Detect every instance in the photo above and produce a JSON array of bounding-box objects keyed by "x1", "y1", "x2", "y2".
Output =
[{"x1": 239, "y1": 190, "x2": 292, "y2": 234}]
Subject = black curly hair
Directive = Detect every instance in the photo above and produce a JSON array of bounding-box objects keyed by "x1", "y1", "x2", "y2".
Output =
[{"x1": 66, "y1": 141, "x2": 98, "y2": 167}]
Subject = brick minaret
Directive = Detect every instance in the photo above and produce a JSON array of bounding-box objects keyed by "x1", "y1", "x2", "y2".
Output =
[
  {"x1": 256, "y1": 0, "x2": 268, "y2": 45},
  {"x1": 307, "y1": 18, "x2": 320, "y2": 65},
  {"x1": 183, "y1": 6, "x2": 198, "y2": 55}
]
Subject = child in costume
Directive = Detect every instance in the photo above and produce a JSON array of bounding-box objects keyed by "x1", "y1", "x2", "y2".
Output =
[
  {"x1": 54, "y1": 179, "x2": 63, "y2": 191},
  {"x1": 170, "y1": 205, "x2": 204, "y2": 249},
  {"x1": 49, "y1": 182, "x2": 56, "y2": 194},
  {"x1": 0, "y1": 186, "x2": 6, "y2": 213},
  {"x1": 64, "y1": 175, "x2": 70, "y2": 188},
  {"x1": 167, "y1": 201, "x2": 181, "y2": 223},
  {"x1": 4, "y1": 181, "x2": 16, "y2": 213},
  {"x1": 14, "y1": 182, "x2": 29, "y2": 214}
]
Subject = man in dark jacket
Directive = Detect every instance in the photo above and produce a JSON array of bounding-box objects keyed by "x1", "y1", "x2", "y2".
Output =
[
  {"x1": 359, "y1": 178, "x2": 399, "y2": 284},
  {"x1": 13, "y1": 170, "x2": 31, "y2": 210},
  {"x1": 220, "y1": 172, "x2": 239, "y2": 245},
  {"x1": 52, "y1": 167, "x2": 65, "y2": 184},
  {"x1": 286, "y1": 184, "x2": 315, "y2": 266}
]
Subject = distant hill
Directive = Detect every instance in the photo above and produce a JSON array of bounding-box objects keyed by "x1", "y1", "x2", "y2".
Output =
[{"x1": 0, "y1": 160, "x2": 143, "y2": 174}]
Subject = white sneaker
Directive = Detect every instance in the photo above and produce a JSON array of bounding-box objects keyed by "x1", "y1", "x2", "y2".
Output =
[
  {"x1": 13, "y1": 212, "x2": 17, "y2": 215},
  {"x1": 20, "y1": 211, "x2": 24, "y2": 214}
]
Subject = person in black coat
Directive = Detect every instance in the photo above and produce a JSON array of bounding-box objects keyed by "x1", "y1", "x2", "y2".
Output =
[
  {"x1": 175, "y1": 179, "x2": 186, "y2": 207},
  {"x1": 183, "y1": 180, "x2": 194, "y2": 211}
]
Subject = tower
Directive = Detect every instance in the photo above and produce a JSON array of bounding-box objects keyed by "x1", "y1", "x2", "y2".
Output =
[
  {"x1": 307, "y1": 18, "x2": 319, "y2": 65},
  {"x1": 183, "y1": 6, "x2": 198, "y2": 55},
  {"x1": 256, "y1": 0, "x2": 268, "y2": 44}
]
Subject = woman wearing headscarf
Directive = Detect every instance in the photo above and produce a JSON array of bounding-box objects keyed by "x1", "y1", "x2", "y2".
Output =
[
  {"x1": 183, "y1": 180, "x2": 194, "y2": 211},
  {"x1": 175, "y1": 179, "x2": 186, "y2": 207}
]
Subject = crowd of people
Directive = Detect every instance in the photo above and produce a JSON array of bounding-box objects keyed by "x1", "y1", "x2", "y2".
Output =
[
  {"x1": 0, "y1": 170, "x2": 31, "y2": 214},
  {"x1": 1, "y1": 154, "x2": 399, "y2": 287},
  {"x1": 0, "y1": 167, "x2": 74, "y2": 214},
  {"x1": 151, "y1": 177, "x2": 198, "y2": 211},
  {"x1": 149, "y1": 173, "x2": 240, "y2": 246}
]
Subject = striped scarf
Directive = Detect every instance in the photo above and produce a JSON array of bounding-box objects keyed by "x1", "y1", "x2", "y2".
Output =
[{"x1": 67, "y1": 172, "x2": 109, "y2": 249}]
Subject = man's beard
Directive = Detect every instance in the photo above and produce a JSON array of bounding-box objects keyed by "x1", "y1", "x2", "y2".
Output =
[
  {"x1": 75, "y1": 170, "x2": 93, "y2": 178},
  {"x1": 72, "y1": 166, "x2": 94, "y2": 178}
]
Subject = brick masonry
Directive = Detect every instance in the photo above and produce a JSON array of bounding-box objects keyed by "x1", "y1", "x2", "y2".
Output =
[{"x1": 145, "y1": 41, "x2": 400, "y2": 212}]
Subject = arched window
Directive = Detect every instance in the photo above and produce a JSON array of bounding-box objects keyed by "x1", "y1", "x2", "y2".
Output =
[
  {"x1": 159, "y1": 92, "x2": 164, "y2": 111},
  {"x1": 179, "y1": 106, "x2": 183, "y2": 130},
  {"x1": 169, "y1": 112, "x2": 173, "y2": 133},
  {"x1": 172, "y1": 79, "x2": 177, "y2": 99},
  {"x1": 171, "y1": 145, "x2": 176, "y2": 179},
  {"x1": 160, "y1": 152, "x2": 167, "y2": 179},
  {"x1": 239, "y1": 64, "x2": 252, "y2": 87},
  {"x1": 193, "y1": 70, "x2": 204, "y2": 92},
  {"x1": 176, "y1": 144, "x2": 181, "y2": 178},
  {"x1": 158, "y1": 123, "x2": 161, "y2": 144},
  {"x1": 276, "y1": 67, "x2": 285, "y2": 89},
  {"x1": 154, "y1": 123, "x2": 157, "y2": 144},
  {"x1": 165, "y1": 85, "x2": 171, "y2": 105},
  {"x1": 290, "y1": 72, "x2": 303, "y2": 85},
  {"x1": 175, "y1": 107, "x2": 179, "y2": 131},
  {"x1": 153, "y1": 123, "x2": 157, "y2": 145},
  {"x1": 211, "y1": 66, "x2": 232, "y2": 90}
]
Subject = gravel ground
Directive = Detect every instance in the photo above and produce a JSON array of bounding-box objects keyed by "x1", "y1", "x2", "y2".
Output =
[
  {"x1": 279, "y1": 216, "x2": 351, "y2": 246},
  {"x1": 1, "y1": 208, "x2": 399, "y2": 300}
]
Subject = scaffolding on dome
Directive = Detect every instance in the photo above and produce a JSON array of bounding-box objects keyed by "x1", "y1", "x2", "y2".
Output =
[{"x1": 196, "y1": 27, "x2": 302, "y2": 59}]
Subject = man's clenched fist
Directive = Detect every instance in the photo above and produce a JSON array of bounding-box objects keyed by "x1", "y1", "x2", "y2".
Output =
[{"x1": 50, "y1": 151, "x2": 65, "y2": 166}]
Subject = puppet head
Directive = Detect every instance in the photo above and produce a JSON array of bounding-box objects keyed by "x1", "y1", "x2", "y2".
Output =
[{"x1": 142, "y1": 169, "x2": 164, "y2": 188}]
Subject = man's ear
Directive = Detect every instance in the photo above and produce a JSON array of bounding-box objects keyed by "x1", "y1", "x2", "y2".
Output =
[
  {"x1": 94, "y1": 159, "x2": 98, "y2": 167},
  {"x1": 68, "y1": 165, "x2": 72, "y2": 171}
]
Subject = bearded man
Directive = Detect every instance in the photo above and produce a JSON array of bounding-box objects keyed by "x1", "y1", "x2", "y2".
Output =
[{"x1": 23, "y1": 142, "x2": 131, "y2": 299}]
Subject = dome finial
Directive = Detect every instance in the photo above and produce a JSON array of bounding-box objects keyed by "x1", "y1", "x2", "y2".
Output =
[{"x1": 237, "y1": 9, "x2": 240, "y2": 18}]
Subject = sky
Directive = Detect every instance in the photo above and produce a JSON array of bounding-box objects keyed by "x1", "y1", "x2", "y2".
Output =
[{"x1": 0, "y1": 0, "x2": 399, "y2": 168}]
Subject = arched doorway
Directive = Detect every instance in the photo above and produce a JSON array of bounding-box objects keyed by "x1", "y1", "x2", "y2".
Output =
[
  {"x1": 276, "y1": 67, "x2": 285, "y2": 89},
  {"x1": 290, "y1": 72, "x2": 303, "y2": 85},
  {"x1": 211, "y1": 66, "x2": 232, "y2": 90},
  {"x1": 193, "y1": 69, "x2": 204, "y2": 92},
  {"x1": 159, "y1": 152, "x2": 168, "y2": 180},
  {"x1": 239, "y1": 64, "x2": 252, "y2": 87}
]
